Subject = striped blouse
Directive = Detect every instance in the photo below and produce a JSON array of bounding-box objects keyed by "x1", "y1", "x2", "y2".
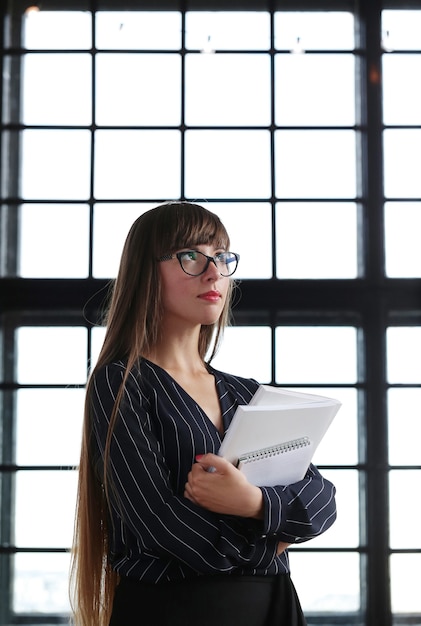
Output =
[{"x1": 90, "y1": 358, "x2": 337, "y2": 583}]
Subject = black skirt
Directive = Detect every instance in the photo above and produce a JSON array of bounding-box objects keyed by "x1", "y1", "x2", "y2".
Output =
[{"x1": 109, "y1": 573, "x2": 307, "y2": 626}]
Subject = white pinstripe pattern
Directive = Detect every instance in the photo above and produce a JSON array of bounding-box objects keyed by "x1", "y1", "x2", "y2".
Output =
[{"x1": 90, "y1": 358, "x2": 336, "y2": 581}]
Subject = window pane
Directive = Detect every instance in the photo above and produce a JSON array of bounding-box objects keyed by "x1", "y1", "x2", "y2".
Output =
[
  {"x1": 19, "y1": 204, "x2": 90, "y2": 278},
  {"x1": 294, "y1": 469, "x2": 360, "y2": 549},
  {"x1": 96, "y1": 54, "x2": 181, "y2": 126},
  {"x1": 383, "y1": 55, "x2": 421, "y2": 125},
  {"x1": 185, "y1": 130, "x2": 271, "y2": 199},
  {"x1": 21, "y1": 130, "x2": 91, "y2": 200},
  {"x1": 291, "y1": 552, "x2": 360, "y2": 612},
  {"x1": 17, "y1": 327, "x2": 87, "y2": 385},
  {"x1": 275, "y1": 54, "x2": 355, "y2": 126},
  {"x1": 384, "y1": 129, "x2": 421, "y2": 198},
  {"x1": 91, "y1": 326, "x2": 107, "y2": 371},
  {"x1": 94, "y1": 130, "x2": 181, "y2": 199},
  {"x1": 209, "y1": 327, "x2": 271, "y2": 383},
  {"x1": 13, "y1": 552, "x2": 70, "y2": 614},
  {"x1": 16, "y1": 389, "x2": 84, "y2": 466},
  {"x1": 275, "y1": 131, "x2": 356, "y2": 199},
  {"x1": 276, "y1": 202, "x2": 357, "y2": 279},
  {"x1": 382, "y1": 10, "x2": 421, "y2": 51},
  {"x1": 93, "y1": 204, "x2": 155, "y2": 278},
  {"x1": 185, "y1": 12, "x2": 270, "y2": 50},
  {"x1": 95, "y1": 11, "x2": 181, "y2": 50},
  {"x1": 275, "y1": 326, "x2": 357, "y2": 384},
  {"x1": 387, "y1": 327, "x2": 421, "y2": 384},
  {"x1": 210, "y1": 203, "x2": 272, "y2": 279},
  {"x1": 389, "y1": 470, "x2": 421, "y2": 550},
  {"x1": 185, "y1": 54, "x2": 270, "y2": 126},
  {"x1": 274, "y1": 12, "x2": 355, "y2": 51},
  {"x1": 22, "y1": 53, "x2": 91, "y2": 125},
  {"x1": 388, "y1": 388, "x2": 421, "y2": 466},
  {"x1": 390, "y1": 553, "x2": 421, "y2": 613},
  {"x1": 23, "y1": 10, "x2": 91, "y2": 49},
  {"x1": 15, "y1": 470, "x2": 77, "y2": 548},
  {"x1": 385, "y1": 202, "x2": 421, "y2": 278}
]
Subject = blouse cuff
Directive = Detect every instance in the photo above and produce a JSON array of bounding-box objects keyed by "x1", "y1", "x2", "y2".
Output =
[{"x1": 259, "y1": 486, "x2": 283, "y2": 536}]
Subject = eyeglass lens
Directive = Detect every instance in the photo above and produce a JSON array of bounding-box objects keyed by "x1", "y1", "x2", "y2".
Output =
[{"x1": 178, "y1": 251, "x2": 238, "y2": 276}]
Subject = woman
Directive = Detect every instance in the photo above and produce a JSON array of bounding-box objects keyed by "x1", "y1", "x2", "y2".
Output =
[{"x1": 70, "y1": 201, "x2": 336, "y2": 626}]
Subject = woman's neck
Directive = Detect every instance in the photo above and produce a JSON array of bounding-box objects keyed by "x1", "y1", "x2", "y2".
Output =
[{"x1": 144, "y1": 338, "x2": 206, "y2": 376}]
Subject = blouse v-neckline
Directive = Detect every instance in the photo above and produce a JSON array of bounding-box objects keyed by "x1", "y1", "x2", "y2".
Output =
[{"x1": 142, "y1": 358, "x2": 228, "y2": 436}]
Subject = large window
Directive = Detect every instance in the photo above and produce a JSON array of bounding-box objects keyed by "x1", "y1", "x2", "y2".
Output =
[{"x1": 1, "y1": 2, "x2": 420, "y2": 625}]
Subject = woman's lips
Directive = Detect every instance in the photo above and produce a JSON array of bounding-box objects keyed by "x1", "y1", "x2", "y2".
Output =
[{"x1": 198, "y1": 291, "x2": 221, "y2": 302}]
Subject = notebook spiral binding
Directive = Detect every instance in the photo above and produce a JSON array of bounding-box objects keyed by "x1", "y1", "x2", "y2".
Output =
[{"x1": 238, "y1": 436, "x2": 311, "y2": 464}]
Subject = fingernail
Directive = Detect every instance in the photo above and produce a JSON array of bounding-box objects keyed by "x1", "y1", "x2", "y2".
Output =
[{"x1": 195, "y1": 454, "x2": 204, "y2": 461}]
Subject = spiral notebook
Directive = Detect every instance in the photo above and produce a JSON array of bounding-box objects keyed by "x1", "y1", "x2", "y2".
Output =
[{"x1": 218, "y1": 385, "x2": 341, "y2": 486}]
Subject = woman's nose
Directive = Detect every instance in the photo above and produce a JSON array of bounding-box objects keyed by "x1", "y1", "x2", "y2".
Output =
[{"x1": 203, "y1": 257, "x2": 220, "y2": 279}]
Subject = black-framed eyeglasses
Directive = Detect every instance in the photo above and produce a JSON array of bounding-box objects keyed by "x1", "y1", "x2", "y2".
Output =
[{"x1": 158, "y1": 250, "x2": 240, "y2": 277}]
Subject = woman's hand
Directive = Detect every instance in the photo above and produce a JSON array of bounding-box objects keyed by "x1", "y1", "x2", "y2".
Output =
[
  {"x1": 184, "y1": 453, "x2": 263, "y2": 519},
  {"x1": 276, "y1": 541, "x2": 291, "y2": 555}
]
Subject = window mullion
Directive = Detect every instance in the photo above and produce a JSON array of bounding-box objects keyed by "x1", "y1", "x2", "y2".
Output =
[
  {"x1": 359, "y1": 0, "x2": 385, "y2": 283},
  {"x1": 0, "y1": 319, "x2": 17, "y2": 625},
  {"x1": 1, "y1": 1, "x2": 22, "y2": 278},
  {"x1": 358, "y1": 1, "x2": 392, "y2": 622}
]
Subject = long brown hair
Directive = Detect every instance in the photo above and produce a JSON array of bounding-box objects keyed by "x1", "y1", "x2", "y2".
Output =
[{"x1": 69, "y1": 202, "x2": 235, "y2": 626}]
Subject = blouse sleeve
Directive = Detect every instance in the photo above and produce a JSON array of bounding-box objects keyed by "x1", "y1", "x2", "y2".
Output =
[
  {"x1": 90, "y1": 363, "x2": 278, "y2": 575},
  {"x1": 259, "y1": 465, "x2": 337, "y2": 543}
]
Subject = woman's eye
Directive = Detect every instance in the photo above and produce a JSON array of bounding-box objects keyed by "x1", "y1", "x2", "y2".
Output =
[{"x1": 182, "y1": 251, "x2": 197, "y2": 261}]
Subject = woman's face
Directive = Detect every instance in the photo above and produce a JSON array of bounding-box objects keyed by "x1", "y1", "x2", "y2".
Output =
[{"x1": 158, "y1": 243, "x2": 231, "y2": 330}]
